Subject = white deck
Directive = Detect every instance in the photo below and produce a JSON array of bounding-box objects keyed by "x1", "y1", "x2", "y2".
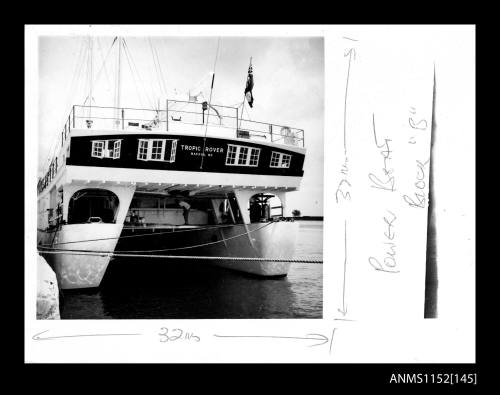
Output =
[{"x1": 63, "y1": 165, "x2": 302, "y2": 195}]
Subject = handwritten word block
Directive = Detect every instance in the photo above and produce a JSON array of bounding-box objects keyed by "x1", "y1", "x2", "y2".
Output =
[{"x1": 330, "y1": 35, "x2": 434, "y2": 320}]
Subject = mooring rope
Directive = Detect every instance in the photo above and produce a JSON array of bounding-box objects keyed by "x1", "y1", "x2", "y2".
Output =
[
  {"x1": 38, "y1": 249, "x2": 323, "y2": 264},
  {"x1": 38, "y1": 223, "x2": 248, "y2": 247},
  {"x1": 39, "y1": 221, "x2": 274, "y2": 253}
]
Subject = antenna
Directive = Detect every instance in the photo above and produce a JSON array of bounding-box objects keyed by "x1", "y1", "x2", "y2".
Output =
[
  {"x1": 114, "y1": 36, "x2": 122, "y2": 128},
  {"x1": 200, "y1": 38, "x2": 221, "y2": 170}
]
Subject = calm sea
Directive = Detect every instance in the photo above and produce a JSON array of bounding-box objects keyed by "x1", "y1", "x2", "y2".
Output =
[{"x1": 60, "y1": 221, "x2": 323, "y2": 319}]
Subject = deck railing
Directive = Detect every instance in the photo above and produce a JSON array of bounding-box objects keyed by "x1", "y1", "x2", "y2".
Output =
[{"x1": 62, "y1": 100, "x2": 304, "y2": 148}]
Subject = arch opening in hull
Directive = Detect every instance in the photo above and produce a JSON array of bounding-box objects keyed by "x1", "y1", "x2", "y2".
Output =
[
  {"x1": 67, "y1": 188, "x2": 120, "y2": 224},
  {"x1": 248, "y1": 193, "x2": 283, "y2": 223}
]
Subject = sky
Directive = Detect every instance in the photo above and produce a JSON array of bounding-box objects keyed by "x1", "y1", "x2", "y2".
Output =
[{"x1": 38, "y1": 35, "x2": 324, "y2": 216}]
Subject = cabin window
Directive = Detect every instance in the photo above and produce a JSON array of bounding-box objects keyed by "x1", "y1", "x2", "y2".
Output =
[
  {"x1": 249, "y1": 148, "x2": 260, "y2": 166},
  {"x1": 91, "y1": 140, "x2": 122, "y2": 159},
  {"x1": 92, "y1": 141, "x2": 104, "y2": 157},
  {"x1": 138, "y1": 139, "x2": 148, "y2": 160},
  {"x1": 226, "y1": 145, "x2": 238, "y2": 165},
  {"x1": 225, "y1": 144, "x2": 260, "y2": 167},
  {"x1": 270, "y1": 151, "x2": 292, "y2": 168},
  {"x1": 237, "y1": 146, "x2": 249, "y2": 165},
  {"x1": 137, "y1": 139, "x2": 178, "y2": 162},
  {"x1": 151, "y1": 140, "x2": 163, "y2": 160},
  {"x1": 113, "y1": 140, "x2": 121, "y2": 159}
]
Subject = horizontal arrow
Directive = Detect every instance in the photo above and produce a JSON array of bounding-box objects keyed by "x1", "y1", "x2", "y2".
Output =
[
  {"x1": 213, "y1": 333, "x2": 329, "y2": 347},
  {"x1": 32, "y1": 330, "x2": 142, "y2": 341}
]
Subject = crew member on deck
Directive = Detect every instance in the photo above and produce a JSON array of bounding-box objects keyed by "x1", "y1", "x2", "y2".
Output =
[
  {"x1": 176, "y1": 199, "x2": 191, "y2": 225},
  {"x1": 130, "y1": 210, "x2": 139, "y2": 225}
]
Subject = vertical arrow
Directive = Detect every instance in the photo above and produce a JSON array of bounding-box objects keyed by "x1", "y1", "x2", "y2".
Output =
[
  {"x1": 338, "y1": 219, "x2": 348, "y2": 316},
  {"x1": 343, "y1": 48, "x2": 356, "y2": 155},
  {"x1": 338, "y1": 45, "x2": 355, "y2": 317}
]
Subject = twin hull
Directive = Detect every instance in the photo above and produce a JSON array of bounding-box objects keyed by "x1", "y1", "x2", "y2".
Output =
[
  {"x1": 37, "y1": 131, "x2": 304, "y2": 289},
  {"x1": 38, "y1": 220, "x2": 299, "y2": 289}
]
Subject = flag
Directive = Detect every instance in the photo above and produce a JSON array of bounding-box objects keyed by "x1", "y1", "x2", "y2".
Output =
[{"x1": 244, "y1": 62, "x2": 254, "y2": 108}]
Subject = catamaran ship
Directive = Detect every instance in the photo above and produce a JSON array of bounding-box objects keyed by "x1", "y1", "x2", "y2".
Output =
[{"x1": 37, "y1": 37, "x2": 306, "y2": 289}]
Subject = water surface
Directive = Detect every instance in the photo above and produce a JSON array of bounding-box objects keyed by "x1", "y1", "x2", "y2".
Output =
[{"x1": 61, "y1": 221, "x2": 323, "y2": 319}]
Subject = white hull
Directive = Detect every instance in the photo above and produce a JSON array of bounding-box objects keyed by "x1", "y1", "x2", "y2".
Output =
[
  {"x1": 38, "y1": 221, "x2": 299, "y2": 289},
  {"x1": 212, "y1": 260, "x2": 292, "y2": 277},
  {"x1": 37, "y1": 168, "x2": 300, "y2": 288},
  {"x1": 206, "y1": 221, "x2": 297, "y2": 276},
  {"x1": 38, "y1": 223, "x2": 123, "y2": 289},
  {"x1": 116, "y1": 221, "x2": 299, "y2": 277}
]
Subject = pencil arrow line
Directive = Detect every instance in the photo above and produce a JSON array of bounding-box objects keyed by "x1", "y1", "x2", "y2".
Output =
[
  {"x1": 337, "y1": 307, "x2": 348, "y2": 316},
  {"x1": 338, "y1": 219, "x2": 348, "y2": 317},
  {"x1": 343, "y1": 48, "x2": 356, "y2": 155},
  {"x1": 32, "y1": 330, "x2": 143, "y2": 341},
  {"x1": 213, "y1": 333, "x2": 329, "y2": 347},
  {"x1": 344, "y1": 47, "x2": 357, "y2": 59},
  {"x1": 305, "y1": 333, "x2": 330, "y2": 347}
]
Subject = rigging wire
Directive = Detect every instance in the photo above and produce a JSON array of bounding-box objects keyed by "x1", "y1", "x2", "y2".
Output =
[
  {"x1": 122, "y1": 38, "x2": 147, "y2": 110},
  {"x1": 148, "y1": 65, "x2": 159, "y2": 108},
  {"x1": 82, "y1": 36, "x2": 117, "y2": 107},
  {"x1": 147, "y1": 38, "x2": 161, "y2": 105},
  {"x1": 41, "y1": 37, "x2": 88, "y2": 174},
  {"x1": 83, "y1": 36, "x2": 90, "y2": 110},
  {"x1": 96, "y1": 37, "x2": 113, "y2": 92},
  {"x1": 40, "y1": 36, "x2": 150, "y2": 178},
  {"x1": 69, "y1": 42, "x2": 87, "y2": 104},
  {"x1": 89, "y1": 36, "x2": 93, "y2": 117},
  {"x1": 200, "y1": 37, "x2": 221, "y2": 170},
  {"x1": 71, "y1": 38, "x2": 90, "y2": 114},
  {"x1": 152, "y1": 40, "x2": 168, "y2": 97},
  {"x1": 190, "y1": 72, "x2": 211, "y2": 98},
  {"x1": 61, "y1": 38, "x2": 86, "y2": 120},
  {"x1": 40, "y1": 36, "x2": 116, "y2": 177},
  {"x1": 148, "y1": 37, "x2": 167, "y2": 102},
  {"x1": 122, "y1": 38, "x2": 155, "y2": 109}
]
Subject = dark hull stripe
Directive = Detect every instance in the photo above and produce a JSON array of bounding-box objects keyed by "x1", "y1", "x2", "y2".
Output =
[{"x1": 67, "y1": 134, "x2": 305, "y2": 177}]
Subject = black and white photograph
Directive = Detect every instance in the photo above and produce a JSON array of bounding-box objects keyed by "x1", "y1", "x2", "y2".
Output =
[
  {"x1": 26, "y1": 25, "x2": 475, "y2": 368},
  {"x1": 35, "y1": 33, "x2": 324, "y2": 319}
]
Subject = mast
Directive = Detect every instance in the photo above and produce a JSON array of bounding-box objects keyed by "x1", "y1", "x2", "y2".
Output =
[{"x1": 89, "y1": 36, "x2": 93, "y2": 118}]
